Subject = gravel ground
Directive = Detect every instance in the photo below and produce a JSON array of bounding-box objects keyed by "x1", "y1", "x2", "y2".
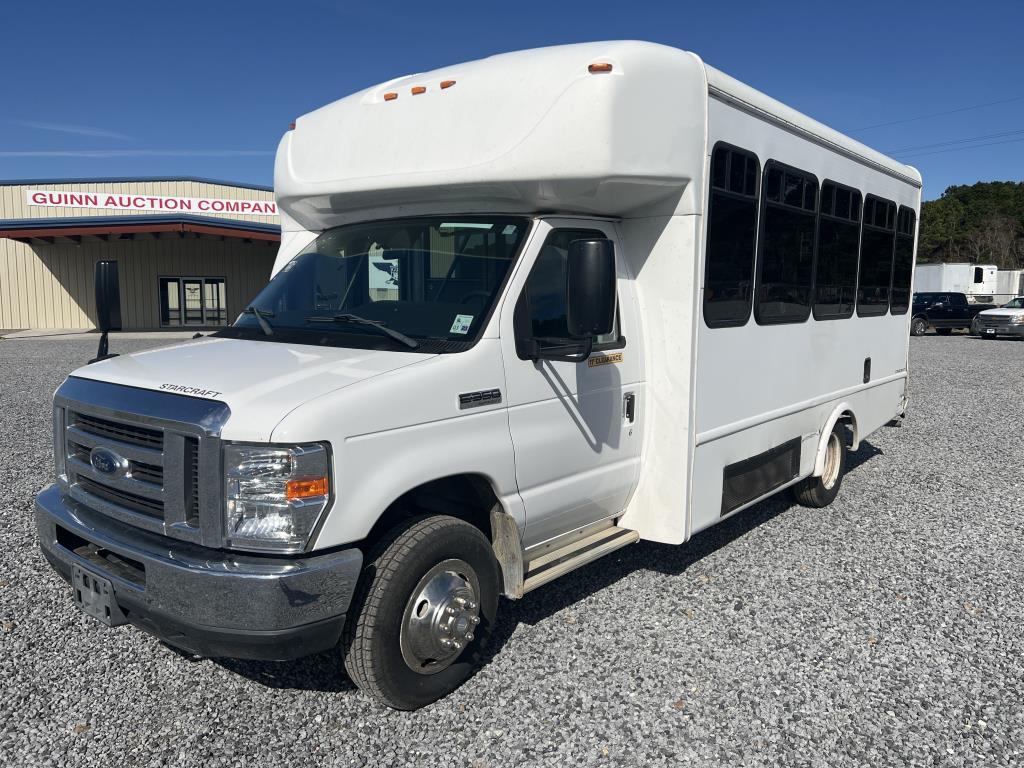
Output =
[{"x1": 1, "y1": 334, "x2": 1023, "y2": 767}]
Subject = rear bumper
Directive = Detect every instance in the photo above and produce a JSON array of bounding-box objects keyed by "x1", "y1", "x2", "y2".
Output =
[{"x1": 35, "y1": 484, "x2": 362, "y2": 660}]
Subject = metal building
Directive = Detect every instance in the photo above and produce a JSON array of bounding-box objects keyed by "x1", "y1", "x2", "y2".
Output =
[{"x1": 0, "y1": 178, "x2": 280, "y2": 330}]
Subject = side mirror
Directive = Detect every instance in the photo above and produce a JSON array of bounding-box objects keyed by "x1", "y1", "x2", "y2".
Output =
[
  {"x1": 90, "y1": 260, "x2": 121, "y2": 363},
  {"x1": 566, "y1": 239, "x2": 616, "y2": 338}
]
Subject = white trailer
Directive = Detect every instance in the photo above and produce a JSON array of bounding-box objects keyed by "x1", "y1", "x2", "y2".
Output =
[
  {"x1": 995, "y1": 269, "x2": 1024, "y2": 305},
  {"x1": 35, "y1": 41, "x2": 921, "y2": 709},
  {"x1": 914, "y1": 262, "x2": 998, "y2": 303}
]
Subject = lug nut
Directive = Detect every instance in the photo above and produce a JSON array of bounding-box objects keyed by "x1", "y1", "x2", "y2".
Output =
[
  {"x1": 447, "y1": 606, "x2": 456, "y2": 615},
  {"x1": 452, "y1": 641, "x2": 462, "y2": 650},
  {"x1": 471, "y1": 616, "x2": 480, "y2": 625},
  {"x1": 466, "y1": 633, "x2": 474, "y2": 641},
  {"x1": 455, "y1": 596, "x2": 467, "y2": 606}
]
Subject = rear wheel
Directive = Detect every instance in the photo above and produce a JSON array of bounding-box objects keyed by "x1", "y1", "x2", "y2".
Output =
[
  {"x1": 910, "y1": 317, "x2": 928, "y2": 336},
  {"x1": 792, "y1": 423, "x2": 847, "y2": 508},
  {"x1": 935, "y1": 327, "x2": 953, "y2": 336},
  {"x1": 342, "y1": 515, "x2": 500, "y2": 710}
]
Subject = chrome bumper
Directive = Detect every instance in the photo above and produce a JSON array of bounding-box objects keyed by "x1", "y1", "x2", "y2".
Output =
[{"x1": 35, "y1": 484, "x2": 362, "y2": 660}]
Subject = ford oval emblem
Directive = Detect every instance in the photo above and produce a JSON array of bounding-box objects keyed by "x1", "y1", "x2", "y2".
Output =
[{"x1": 89, "y1": 446, "x2": 128, "y2": 477}]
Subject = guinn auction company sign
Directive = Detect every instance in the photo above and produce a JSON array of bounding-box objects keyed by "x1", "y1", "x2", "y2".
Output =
[{"x1": 25, "y1": 189, "x2": 278, "y2": 217}]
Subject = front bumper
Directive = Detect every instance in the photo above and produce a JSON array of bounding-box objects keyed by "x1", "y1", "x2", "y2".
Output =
[
  {"x1": 35, "y1": 484, "x2": 362, "y2": 660},
  {"x1": 976, "y1": 322, "x2": 1024, "y2": 337}
]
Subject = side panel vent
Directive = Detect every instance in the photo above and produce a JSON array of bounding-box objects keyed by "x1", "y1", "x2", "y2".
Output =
[{"x1": 184, "y1": 437, "x2": 200, "y2": 526}]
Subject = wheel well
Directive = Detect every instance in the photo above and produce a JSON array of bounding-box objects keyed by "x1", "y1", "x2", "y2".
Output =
[
  {"x1": 363, "y1": 474, "x2": 499, "y2": 547},
  {"x1": 837, "y1": 409, "x2": 858, "y2": 449}
]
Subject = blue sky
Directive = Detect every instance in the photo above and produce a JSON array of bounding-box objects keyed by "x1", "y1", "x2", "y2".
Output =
[{"x1": 3, "y1": 0, "x2": 1021, "y2": 200}]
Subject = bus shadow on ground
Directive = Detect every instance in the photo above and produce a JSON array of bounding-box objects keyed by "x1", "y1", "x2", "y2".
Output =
[{"x1": 211, "y1": 439, "x2": 883, "y2": 694}]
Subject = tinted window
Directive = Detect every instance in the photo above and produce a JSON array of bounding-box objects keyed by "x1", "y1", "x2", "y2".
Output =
[
  {"x1": 704, "y1": 145, "x2": 760, "y2": 327},
  {"x1": 890, "y1": 207, "x2": 916, "y2": 314},
  {"x1": 814, "y1": 181, "x2": 862, "y2": 319},
  {"x1": 974, "y1": 267, "x2": 984, "y2": 283},
  {"x1": 521, "y1": 228, "x2": 618, "y2": 345},
  {"x1": 756, "y1": 162, "x2": 818, "y2": 324},
  {"x1": 857, "y1": 196, "x2": 896, "y2": 316}
]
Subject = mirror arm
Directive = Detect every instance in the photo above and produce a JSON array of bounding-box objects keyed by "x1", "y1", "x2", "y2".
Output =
[
  {"x1": 531, "y1": 336, "x2": 593, "y2": 364},
  {"x1": 88, "y1": 331, "x2": 119, "y2": 365}
]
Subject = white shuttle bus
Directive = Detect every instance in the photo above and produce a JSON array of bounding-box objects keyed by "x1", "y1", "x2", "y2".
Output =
[{"x1": 36, "y1": 42, "x2": 921, "y2": 709}]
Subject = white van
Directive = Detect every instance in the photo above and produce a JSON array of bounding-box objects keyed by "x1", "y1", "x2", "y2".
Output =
[{"x1": 35, "y1": 41, "x2": 921, "y2": 709}]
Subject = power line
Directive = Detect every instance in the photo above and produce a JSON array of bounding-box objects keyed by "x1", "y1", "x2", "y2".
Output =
[
  {"x1": 888, "y1": 127, "x2": 1024, "y2": 155},
  {"x1": 848, "y1": 95, "x2": 1024, "y2": 132},
  {"x1": 894, "y1": 135, "x2": 1024, "y2": 160}
]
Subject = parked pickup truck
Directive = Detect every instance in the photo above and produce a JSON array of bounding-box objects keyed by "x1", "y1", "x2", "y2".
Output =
[
  {"x1": 910, "y1": 292, "x2": 994, "y2": 336},
  {"x1": 971, "y1": 296, "x2": 1024, "y2": 338}
]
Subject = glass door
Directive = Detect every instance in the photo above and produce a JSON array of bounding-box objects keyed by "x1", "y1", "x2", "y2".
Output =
[{"x1": 159, "y1": 277, "x2": 228, "y2": 327}]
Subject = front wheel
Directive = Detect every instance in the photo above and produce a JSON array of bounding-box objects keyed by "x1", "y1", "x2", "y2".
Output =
[
  {"x1": 342, "y1": 515, "x2": 500, "y2": 710},
  {"x1": 792, "y1": 423, "x2": 848, "y2": 508},
  {"x1": 910, "y1": 317, "x2": 928, "y2": 336}
]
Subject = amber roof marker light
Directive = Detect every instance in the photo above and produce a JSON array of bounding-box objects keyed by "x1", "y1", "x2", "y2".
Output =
[
  {"x1": 588, "y1": 62, "x2": 614, "y2": 73},
  {"x1": 440, "y1": 80, "x2": 456, "y2": 89},
  {"x1": 411, "y1": 86, "x2": 427, "y2": 95},
  {"x1": 383, "y1": 92, "x2": 398, "y2": 101}
]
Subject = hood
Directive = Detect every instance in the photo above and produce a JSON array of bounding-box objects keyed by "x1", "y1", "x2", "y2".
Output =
[
  {"x1": 979, "y1": 307, "x2": 1024, "y2": 318},
  {"x1": 71, "y1": 337, "x2": 432, "y2": 441}
]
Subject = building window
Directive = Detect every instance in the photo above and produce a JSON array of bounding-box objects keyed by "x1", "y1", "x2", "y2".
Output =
[
  {"x1": 857, "y1": 196, "x2": 896, "y2": 316},
  {"x1": 703, "y1": 144, "x2": 760, "y2": 328},
  {"x1": 159, "y1": 277, "x2": 227, "y2": 326},
  {"x1": 755, "y1": 162, "x2": 818, "y2": 324},
  {"x1": 813, "y1": 181, "x2": 862, "y2": 320},
  {"x1": 890, "y1": 207, "x2": 916, "y2": 314}
]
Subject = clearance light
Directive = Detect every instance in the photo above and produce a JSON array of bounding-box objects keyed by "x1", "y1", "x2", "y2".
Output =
[
  {"x1": 588, "y1": 62, "x2": 613, "y2": 73},
  {"x1": 440, "y1": 80, "x2": 456, "y2": 89},
  {"x1": 411, "y1": 86, "x2": 426, "y2": 95},
  {"x1": 288, "y1": 121, "x2": 296, "y2": 130},
  {"x1": 384, "y1": 92, "x2": 398, "y2": 101}
]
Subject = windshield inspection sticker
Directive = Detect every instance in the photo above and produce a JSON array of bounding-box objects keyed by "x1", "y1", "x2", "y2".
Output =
[{"x1": 450, "y1": 314, "x2": 474, "y2": 334}]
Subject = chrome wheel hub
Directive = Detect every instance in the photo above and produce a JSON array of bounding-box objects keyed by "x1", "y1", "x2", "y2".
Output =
[{"x1": 400, "y1": 558, "x2": 480, "y2": 675}]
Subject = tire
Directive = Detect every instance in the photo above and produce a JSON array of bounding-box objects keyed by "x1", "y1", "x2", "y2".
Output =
[
  {"x1": 935, "y1": 327, "x2": 953, "y2": 336},
  {"x1": 792, "y1": 423, "x2": 848, "y2": 508},
  {"x1": 910, "y1": 317, "x2": 928, "y2": 336},
  {"x1": 342, "y1": 514, "x2": 500, "y2": 710}
]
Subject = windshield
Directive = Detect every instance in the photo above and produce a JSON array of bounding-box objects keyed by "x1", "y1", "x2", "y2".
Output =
[
  {"x1": 1002, "y1": 297, "x2": 1024, "y2": 309},
  {"x1": 225, "y1": 216, "x2": 530, "y2": 352}
]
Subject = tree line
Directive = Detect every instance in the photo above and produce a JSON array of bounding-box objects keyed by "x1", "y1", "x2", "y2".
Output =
[{"x1": 918, "y1": 181, "x2": 1024, "y2": 268}]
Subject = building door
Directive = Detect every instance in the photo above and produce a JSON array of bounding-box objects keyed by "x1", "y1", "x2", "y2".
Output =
[{"x1": 159, "y1": 277, "x2": 227, "y2": 327}]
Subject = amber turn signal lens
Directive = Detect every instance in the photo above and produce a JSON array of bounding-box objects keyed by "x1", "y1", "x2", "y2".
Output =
[
  {"x1": 383, "y1": 92, "x2": 398, "y2": 101},
  {"x1": 286, "y1": 477, "x2": 329, "y2": 500},
  {"x1": 588, "y1": 62, "x2": 613, "y2": 73},
  {"x1": 411, "y1": 86, "x2": 426, "y2": 95},
  {"x1": 440, "y1": 80, "x2": 456, "y2": 89}
]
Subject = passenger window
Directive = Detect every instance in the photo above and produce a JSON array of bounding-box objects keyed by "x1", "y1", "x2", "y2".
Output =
[
  {"x1": 890, "y1": 207, "x2": 916, "y2": 314},
  {"x1": 756, "y1": 162, "x2": 818, "y2": 324},
  {"x1": 814, "y1": 181, "x2": 862, "y2": 320},
  {"x1": 703, "y1": 144, "x2": 760, "y2": 327},
  {"x1": 973, "y1": 267, "x2": 984, "y2": 284},
  {"x1": 857, "y1": 195, "x2": 896, "y2": 316},
  {"x1": 517, "y1": 228, "x2": 620, "y2": 352}
]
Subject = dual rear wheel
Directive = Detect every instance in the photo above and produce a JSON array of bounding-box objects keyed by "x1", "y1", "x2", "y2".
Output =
[{"x1": 791, "y1": 422, "x2": 848, "y2": 508}]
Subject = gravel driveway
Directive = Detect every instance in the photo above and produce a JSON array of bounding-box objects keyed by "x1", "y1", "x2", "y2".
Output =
[{"x1": 1, "y1": 334, "x2": 1022, "y2": 767}]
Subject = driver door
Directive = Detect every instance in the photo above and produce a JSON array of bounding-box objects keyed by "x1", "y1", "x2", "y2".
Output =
[{"x1": 500, "y1": 219, "x2": 643, "y2": 549}]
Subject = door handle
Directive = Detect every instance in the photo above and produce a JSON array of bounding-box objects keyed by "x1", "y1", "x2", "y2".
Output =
[{"x1": 623, "y1": 392, "x2": 635, "y2": 424}]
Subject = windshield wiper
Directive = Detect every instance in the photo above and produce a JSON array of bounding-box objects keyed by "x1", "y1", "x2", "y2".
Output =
[
  {"x1": 305, "y1": 313, "x2": 419, "y2": 349},
  {"x1": 242, "y1": 306, "x2": 275, "y2": 337}
]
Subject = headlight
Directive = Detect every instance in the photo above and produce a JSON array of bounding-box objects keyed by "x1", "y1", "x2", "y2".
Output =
[
  {"x1": 1008, "y1": 315, "x2": 1024, "y2": 325},
  {"x1": 223, "y1": 442, "x2": 331, "y2": 552}
]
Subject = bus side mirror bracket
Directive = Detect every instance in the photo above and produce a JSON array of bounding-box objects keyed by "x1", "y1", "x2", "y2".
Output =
[{"x1": 90, "y1": 260, "x2": 122, "y2": 364}]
